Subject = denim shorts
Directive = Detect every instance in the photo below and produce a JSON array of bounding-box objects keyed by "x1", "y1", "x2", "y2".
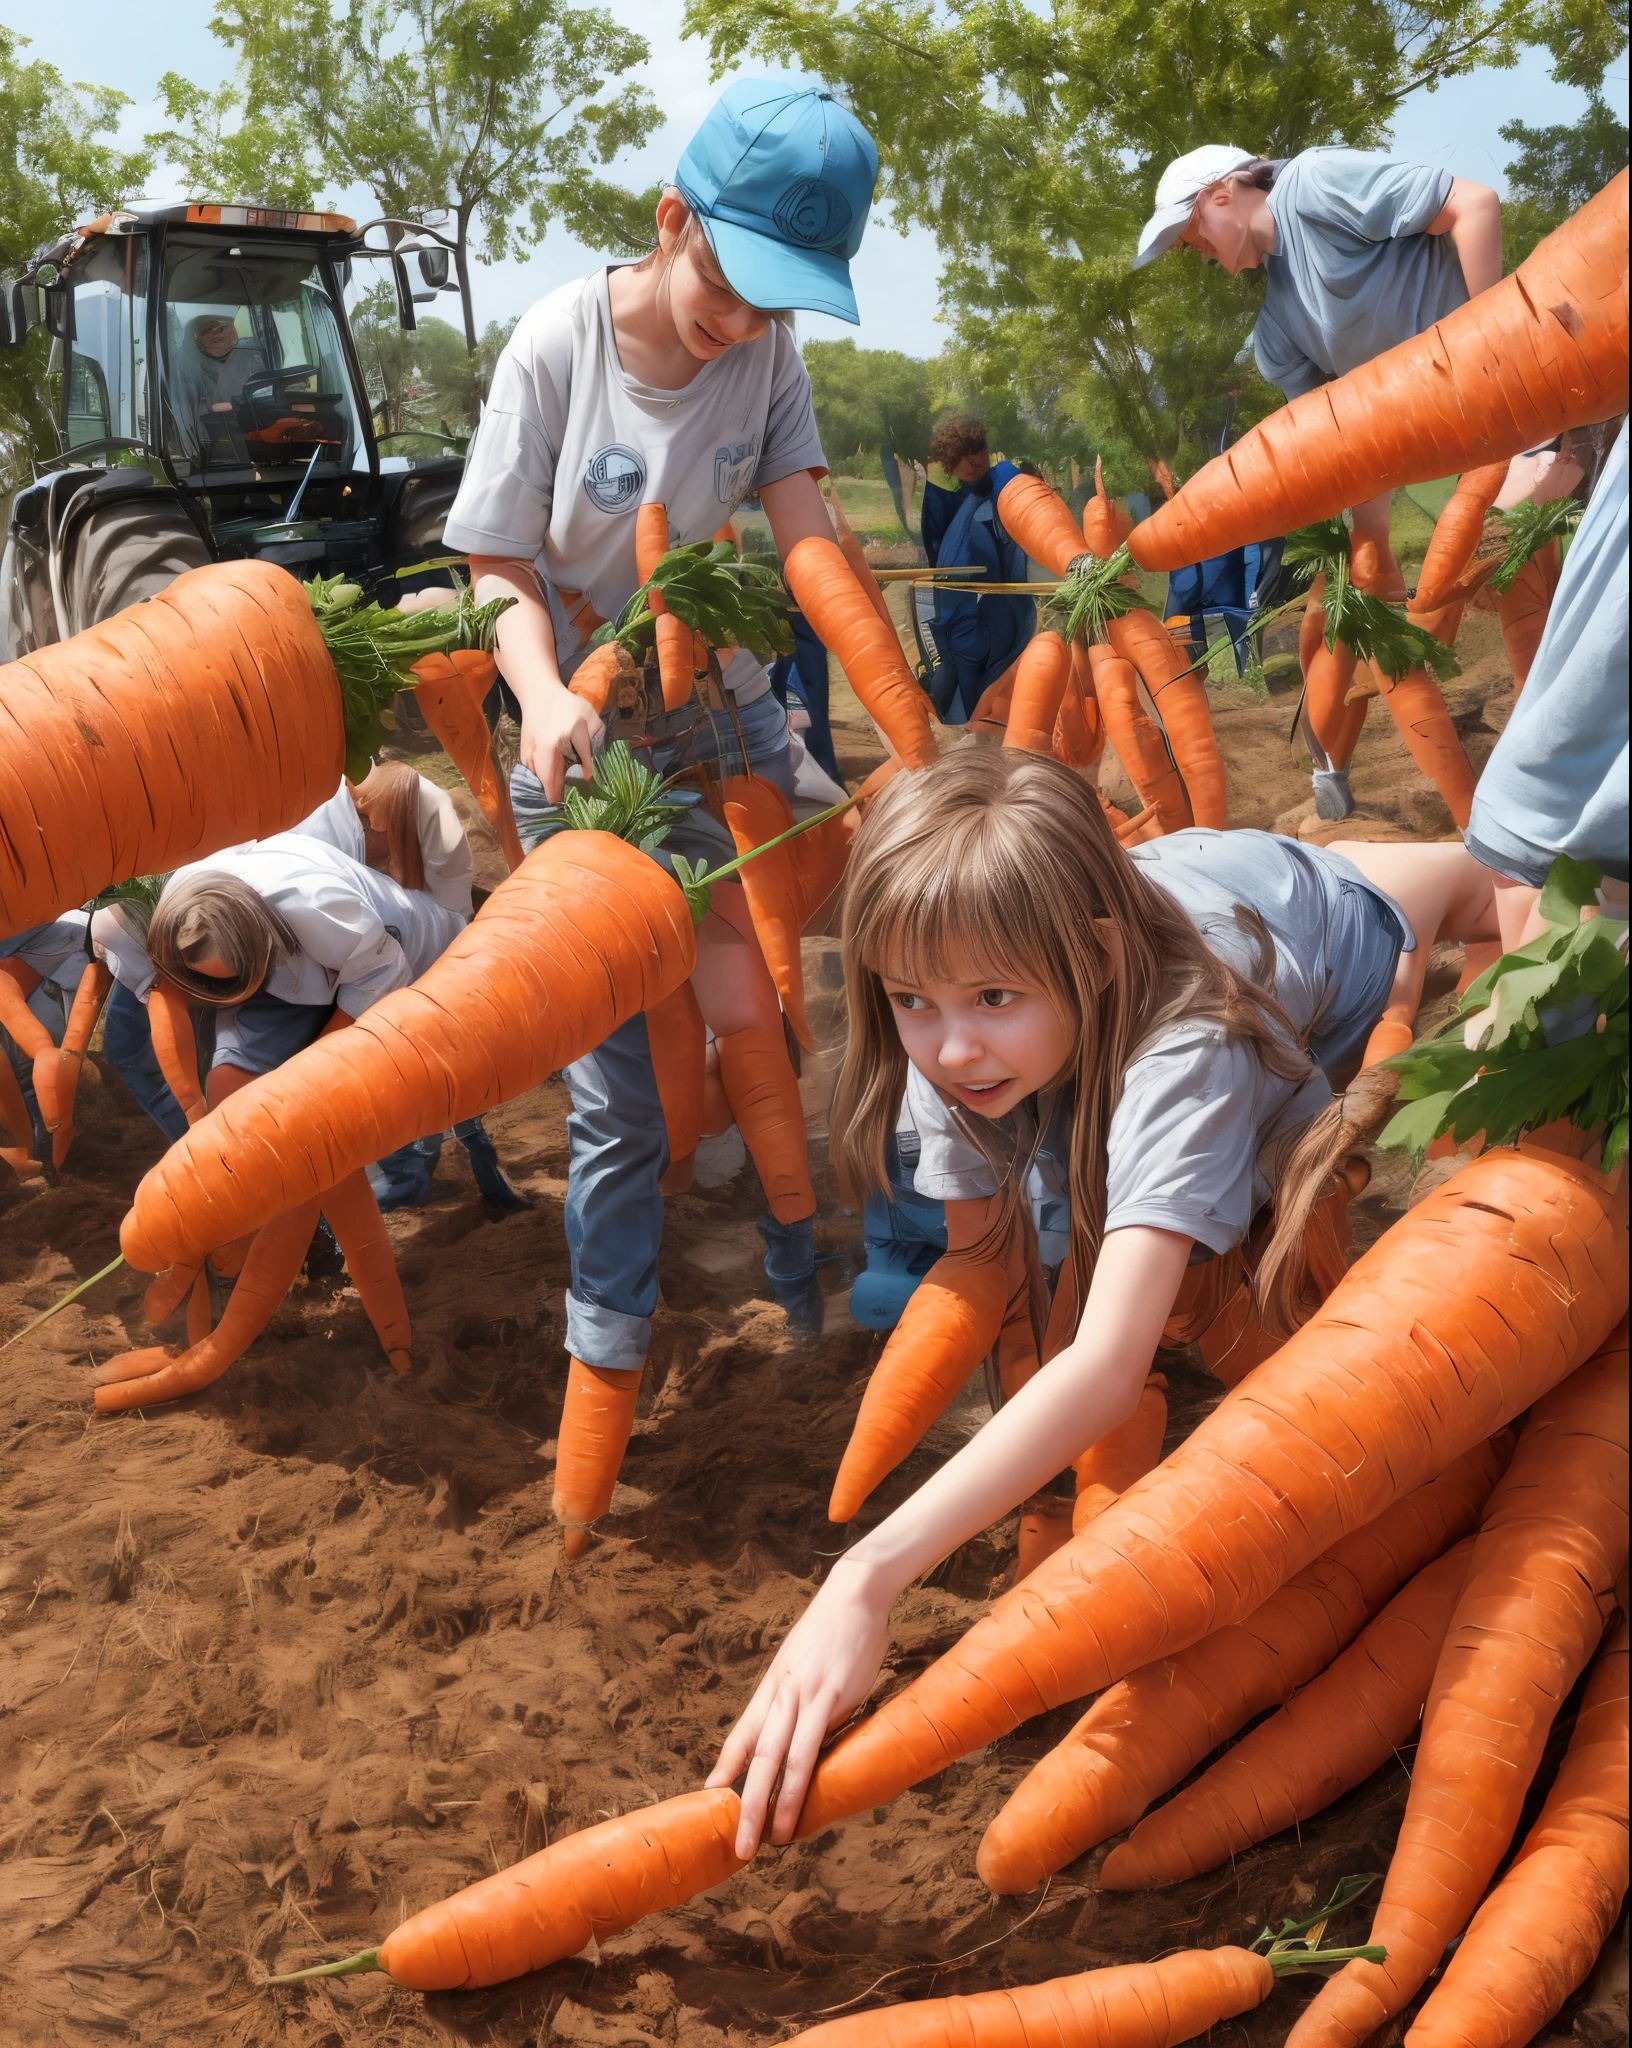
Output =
[{"x1": 1307, "y1": 880, "x2": 1407, "y2": 1079}]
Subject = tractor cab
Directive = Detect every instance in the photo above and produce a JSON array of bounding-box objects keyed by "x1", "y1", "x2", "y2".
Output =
[{"x1": 3, "y1": 201, "x2": 470, "y2": 654}]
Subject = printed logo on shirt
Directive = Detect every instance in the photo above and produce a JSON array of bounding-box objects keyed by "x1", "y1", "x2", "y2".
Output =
[
  {"x1": 582, "y1": 444, "x2": 647, "y2": 513},
  {"x1": 773, "y1": 178, "x2": 853, "y2": 250},
  {"x1": 715, "y1": 437, "x2": 760, "y2": 505}
]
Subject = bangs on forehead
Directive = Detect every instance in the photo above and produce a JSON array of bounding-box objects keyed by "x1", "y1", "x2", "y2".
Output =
[{"x1": 855, "y1": 821, "x2": 1065, "y2": 993}]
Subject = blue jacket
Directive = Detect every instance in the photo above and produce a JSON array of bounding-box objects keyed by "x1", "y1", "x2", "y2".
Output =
[{"x1": 922, "y1": 462, "x2": 1036, "y2": 720}]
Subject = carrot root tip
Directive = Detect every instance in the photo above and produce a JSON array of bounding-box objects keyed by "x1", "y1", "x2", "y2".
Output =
[
  {"x1": 387, "y1": 1349, "x2": 412, "y2": 1377},
  {"x1": 562, "y1": 1523, "x2": 592, "y2": 1561},
  {"x1": 264, "y1": 1946, "x2": 383, "y2": 1985}
]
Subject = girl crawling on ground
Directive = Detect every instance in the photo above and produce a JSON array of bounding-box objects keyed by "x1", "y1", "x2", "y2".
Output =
[{"x1": 710, "y1": 748, "x2": 1430, "y2": 1855}]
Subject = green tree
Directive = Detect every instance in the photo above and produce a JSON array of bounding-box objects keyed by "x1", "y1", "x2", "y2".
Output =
[
  {"x1": 1499, "y1": 96, "x2": 1629, "y2": 267},
  {"x1": 351, "y1": 283, "x2": 517, "y2": 442},
  {"x1": 0, "y1": 27, "x2": 150, "y2": 489},
  {"x1": 156, "y1": 0, "x2": 661, "y2": 351},
  {"x1": 685, "y1": 0, "x2": 1588, "y2": 477},
  {"x1": 803, "y1": 338, "x2": 932, "y2": 470}
]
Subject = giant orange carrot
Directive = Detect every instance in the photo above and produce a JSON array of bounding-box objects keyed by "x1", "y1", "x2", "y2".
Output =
[
  {"x1": 412, "y1": 650, "x2": 524, "y2": 872},
  {"x1": 145, "y1": 983, "x2": 206, "y2": 1127},
  {"x1": 722, "y1": 774, "x2": 813, "y2": 1050},
  {"x1": 830, "y1": 489, "x2": 896, "y2": 632},
  {"x1": 121, "y1": 833, "x2": 696, "y2": 1276},
  {"x1": 714, "y1": 1016, "x2": 813, "y2": 1225},
  {"x1": 45, "y1": 958, "x2": 111, "y2": 1167},
  {"x1": 0, "y1": 960, "x2": 70, "y2": 1161},
  {"x1": 1409, "y1": 1614, "x2": 1628, "y2": 2048},
  {"x1": 1370, "y1": 664, "x2": 1475, "y2": 827},
  {"x1": 784, "y1": 537, "x2": 937, "y2": 768},
  {"x1": 1409, "y1": 462, "x2": 1508, "y2": 644},
  {"x1": 795, "y1": 1149, "x2": 1627, "y2": 1837},
  {"x1": 1129, "y1": 173, "x2": 1629, "y2": 569},
  {"x1": 1073, "y1": 1373, "x2": 1166, "y2": 1502},
  {"x1": 94, "y1": 1194, "x2": 324, "y2": 1410},
  {"x1": 1303, "y1": 606, "x2": 1367, "y2": 774},
  {"x1": 1054, "y1": 641, "x2": 1104, "y2": 768},
  {"x1": 790, "y1": 1947, "x2": 1277, "y2": 2045},
  {"x1": 1496, "y1": 538, "x2": 1561, "y2": 690},
  {"x1": 0, "y1": 561, "x2": 343, "y2": 937},
  {"x1": 269, "y1": 1788, "x2": 751, "y2": 1990},
  {"x1": 321, "y1": 1168, "x2": 412, "y2": 1374},
  {"x1": 1002, "y1": 632, "x2": 1072, "y2": 757},
  {"x1": 0, "y1": 1055, "x2": 41, "y2": 1177},
  {"x1": 635, "y1": 503, "x2": 696, "y2": 712},
  {"x1": 830, "y1": 1246, "x2": 1013, "y2": 1522},
  {"x1": 1080, "y1": 455, "x2": 1133, "y2": 560},
  {"x1": 1106, "y1": 1539, "x2": 1475, "y2": 1889},
  {"x1": 1106, "y1": 609, "x2": 1226, "y2": 827},
  {"x1": 1289, "y1": 1321, "x2": 1629, "y2": 2047},
  {"x1": 553, "y1": 1356, "x2": 644, "y2": 1558},
  {"x1": 1087, "y1": 640, "x2": 1191, "y2": 832},
  {"x1": 568, "y1": 640, "x2": 637, "y2": 717},
  {"x1": 967, "y1": 659, "x2": 1018, "y2": 736},
  {"x1": 978, "y1": 1442, "x2": 1502, "y2": 1893},
  {"x1": 647, "y1": 980, "x2": 705, "y2": 1184}
]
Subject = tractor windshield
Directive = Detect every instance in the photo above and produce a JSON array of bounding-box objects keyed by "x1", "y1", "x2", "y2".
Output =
[
  {"x1": 63, "y1": 234, "x2": 149, "y2": 455},
  {"x1": 157, "y1": 234, "x2": 367, "y2": 483}
]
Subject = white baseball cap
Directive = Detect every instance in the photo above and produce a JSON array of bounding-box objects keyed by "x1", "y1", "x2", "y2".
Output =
[{"x1": 1132, "y1": 145, "x2": 1259, "y2": 268}]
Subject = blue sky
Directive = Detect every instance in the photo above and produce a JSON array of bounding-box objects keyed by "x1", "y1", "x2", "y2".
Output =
[{"x1": 12, "y1": 1, "x2": 1628, "y2": 355}]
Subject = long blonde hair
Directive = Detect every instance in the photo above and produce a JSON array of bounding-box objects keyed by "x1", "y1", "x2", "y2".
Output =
[
  {"x1": 147, "y1": 872, "x2": 298, "y2": 1006},
  {"x1": 831, "y1": 751, "x2": 1333, "y2": 1331},
  {"x1": 351, "y1": 762, "x2": 425, "y2": 893}
]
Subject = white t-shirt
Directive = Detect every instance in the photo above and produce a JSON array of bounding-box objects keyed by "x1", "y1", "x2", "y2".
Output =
[
  {"x1": 294, "y1": 779, "x2": 476, "y2": 918},
  {"x1": 441, "y1": 267, "x2": 826, "y2": 705},
  {"x1": 0, "y1": 911, "x2": 92, "y2": 993},
  {"x1": 98, "y1": 837, "x2": 464, "y2": 1016}
]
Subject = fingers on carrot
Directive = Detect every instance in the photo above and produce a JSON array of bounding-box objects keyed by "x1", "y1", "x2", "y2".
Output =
[
  {"x1": 797, "y1": 1149, "x2": 1624, "y2": 1840},
  {"x1": 553, "y1": 1357, "x2": 643, "y2": 1558},
  {"x1": 714, "y1": 1018, "x2": 813, "y2": 1225},
  {"x1": 1128, "y1": 172, "x2": 1630, "y2": 569},
  {"x1": 829, "y1": 1251, "x2": 1012, "y2": 1523},
  {"x1": 321, "y1": 1167, "x2": 412, "y2": 1372},
  {"x1": 784, "y1": 536, "x2": 936, "y2": 769},
  {"x1": 1288, "y1": 1322, "x2": 1629, "y2": 2048},
  {"x1": 1000, "y1": 632, "x2": 1072, "y2": 757},
  {"x1": 722, "y1": 775, "x2": 813, "y2": 1050}
]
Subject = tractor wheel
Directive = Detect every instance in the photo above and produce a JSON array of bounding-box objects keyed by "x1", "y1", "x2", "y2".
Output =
[{"x1": 58, "y1": 491, "x2": 212, "y2": 638}]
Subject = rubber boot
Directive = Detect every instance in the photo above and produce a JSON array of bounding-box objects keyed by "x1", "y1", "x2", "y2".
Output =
[
  {"x1": 756, "y1": 1212, "x2": 823, "y2": 1338},
  {"x1": 454, "y1": 1115, "x2": 527, "y2": 1209},
  {"x1": 1311, "y1": 766, "x2": 1355, "y2": 820}
]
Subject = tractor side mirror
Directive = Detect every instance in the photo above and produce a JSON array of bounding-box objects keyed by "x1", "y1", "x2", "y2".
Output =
[
  {"x1": 391, "y1": 254, "x2": 418, "y2": 334},
  {"x1": 43, "y1": 281, "x2": 74, "y2": 342},
  {"x1": 417, "y1": 247, "x2": 451, "y2": 291},
  {"x1": 7, "y1": 281, "x2": 43, "y2": 348}
]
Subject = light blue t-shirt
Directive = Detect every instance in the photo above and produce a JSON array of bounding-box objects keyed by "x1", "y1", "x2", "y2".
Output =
[
  {"x1": 1253, "y1": 149, "x2": 1464, "y2": 400},
  {"x1": 1466, "y1": 420, "x2": 1630, "y2": 888},
  {"x1": 906, "y1": 832, "x2": 1412, "y2": 1256}
]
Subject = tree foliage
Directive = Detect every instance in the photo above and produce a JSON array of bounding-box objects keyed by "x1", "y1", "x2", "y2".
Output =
[
  {"x1": 1500, "y1": 95, "x2": 1629, "y2": 268},
  {"x1": 349, "y1": 284, "x2": 516, "y2": 442},
  {"x1": 0, "y1": 27, "x2": 150, "y2": 489},
  {"x1": 686, "y1": 0, "x2": 1586, "y2": 474},
  {"x1": 804, "y1": 338, "x2": 934, "y2": 468},
  {"x1": 158, "y1": 0, "x2": 662, "y2": 349}
]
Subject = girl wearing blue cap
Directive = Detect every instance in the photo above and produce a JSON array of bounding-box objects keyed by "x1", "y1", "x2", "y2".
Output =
[{"x1": 441, "y1": 84, "x2": 881, "y2": 1414}]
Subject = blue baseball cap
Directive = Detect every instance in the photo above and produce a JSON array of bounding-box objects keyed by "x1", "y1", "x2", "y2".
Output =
[{"x1": 675, "y1": 81, "x2": 878, "y2": 324}]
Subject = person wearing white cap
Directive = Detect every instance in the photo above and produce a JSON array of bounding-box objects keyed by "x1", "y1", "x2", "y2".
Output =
[{"x1": 1135, "y1": 143, "x2": 1504, "y2": 599}]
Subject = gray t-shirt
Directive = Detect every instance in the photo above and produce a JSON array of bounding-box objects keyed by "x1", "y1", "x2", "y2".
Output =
[
  {"x1": 1253, "y1": 149, "x2": 1464, "y2": 401},
  {"x1": 442, "y1": 267, "x2": 826, "y2": 705},
  {"x1": 906, "y1": 831, "x2": 1412, "y2": 1255},
  {"x1": 1467, "y1": 419, "x2": 1630, "y2": 887}
]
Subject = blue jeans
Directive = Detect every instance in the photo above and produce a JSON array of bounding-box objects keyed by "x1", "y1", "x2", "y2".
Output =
[
  {"x1": 851, "y1": 1135, "x2": 949, "y2": 1331},
  {"x1": 514, "y1": 689, "x2": 799, "y2": 1370},
  {"x1": 104, "y1": 981, "x2": 190, "y2": 1143}
]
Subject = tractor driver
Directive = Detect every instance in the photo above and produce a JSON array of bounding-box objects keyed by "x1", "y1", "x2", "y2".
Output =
[{"x1": 176, "y1": 312, "x2": 266, "y2": 455}]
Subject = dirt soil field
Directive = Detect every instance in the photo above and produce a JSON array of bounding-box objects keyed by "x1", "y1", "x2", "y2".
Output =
[{"x1": 2, "y1": 600, "x2": 1624, "y2": 2048}]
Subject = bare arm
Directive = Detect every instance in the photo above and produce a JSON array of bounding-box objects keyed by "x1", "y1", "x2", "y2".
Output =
[
  {"x1": 706, "y1": 1223, "x2": 1193, "y2": 1856},
  {"x1": 1429, "y1": 177, "x2": 1503, "y2": 299},
  {"x1": 469, "y1": 555, "x2": 599, "y2": 803},
  {"x1": 759, "y1": 467, "x2": 837, "y2": 557}
]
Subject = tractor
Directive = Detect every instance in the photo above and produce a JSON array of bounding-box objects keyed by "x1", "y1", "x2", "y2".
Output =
[{"x1": 1, "y1": 199, "x2": 474, "y2": 655}]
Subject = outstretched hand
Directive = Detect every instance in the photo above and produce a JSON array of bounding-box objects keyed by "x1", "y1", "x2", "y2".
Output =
[{"x1": 706, "y1": 1555, "x2": 894, "y2": 1859}]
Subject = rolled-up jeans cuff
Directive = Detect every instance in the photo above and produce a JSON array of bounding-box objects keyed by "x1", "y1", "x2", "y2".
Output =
[{"x1": 564, "y1": 1291, "x2": 650, "y2": 1372}]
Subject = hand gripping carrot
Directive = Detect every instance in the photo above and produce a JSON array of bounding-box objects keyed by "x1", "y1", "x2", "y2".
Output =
[
  {"x1": 722, "y1": 774, "x2": 814, "y2": 1050},
  {"x1": 267, "y1": 1787, "x2": 751, "y2": 1991},
  {"x1": 829, "y1": 1241, "x2": 1014, "y2": 1523},
  {"x1": 1001, "y1": 631, "x2": 1073, "y2": 757},
  {"x1": 789, "y1": 1946, "x2": 1278, "y2": 2046},
  {"x1": 636, "y1": 502, "x2": 698, "y2": 712},
  {"x1": 1080, "y1": 454, "x2": 1133, "y2": 560},
  {"x1": 1087, "y1": 640, "x2": 1191, "y2": 833},
  {"x1": 1288, "y1": 1319, "x2": 1629, "y2": 2048},
  {"x1": 793, "y1": 1148, "x2": 1626, "y2": 1838},
  {"x1": 412, "y1": 650, "x2": 524, "y2": 872},
  {"x1": 978, "y1": 1441, "x2": 1503, "y2": 1893},
  {"x1": 1408, "y1": 1613, "x2": 1628, "y2": 2048},
  {"x1": 1106, "y1": 609, "x2": 1226, "y2": 828},
  {"x1": 94, "y1": 1193, "x2": 324, "y2": 1410},
  {"x1": 1105, "y1": 1537, "x2": 1476, "y2": 1889},
  {"x1": 784, "y1": 537, "x2": 937, "y2": 769},
  {"x1": 714, "y1": 1016, "x2": 814, "y2": 1225},
  {"x1": 0, "y1": 560, "x2": 343, "y2": 937},
  {"x1": 120, "y1": 832, "x2": 697, "y2": 1276},
  {"x1": 554, "y1": 1356, "x2": 644, "y2": 1559},
  {"x1": 1128, "y1": 172, "x2": 1629, "y2": 570}
]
